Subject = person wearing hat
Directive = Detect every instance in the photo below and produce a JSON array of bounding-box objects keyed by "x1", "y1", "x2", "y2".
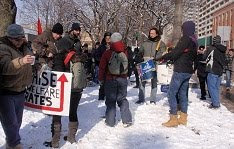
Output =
[
  {"x1": 0, "y1": 24, "x2": 34, "y2": 149},
  {"x1": 204, "y1": 35, "x2": 227, "y2": 109},
  {"x1": 43, "y1": 22, "x2": 87, "y2": 148},
  {"x1": 98, "y1": 32, "x2": 132, "y2": 127},
  {"x1": 94, "y1": 32, "x2": 112, "y2": 100},
  {"x1": 32, "y1": 22, "x2": 63, "y2": 69}
]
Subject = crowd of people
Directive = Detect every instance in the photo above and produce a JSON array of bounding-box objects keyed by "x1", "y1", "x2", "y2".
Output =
[{"x1": 0, "y1": 20, "x2": 233, "y2": 148}]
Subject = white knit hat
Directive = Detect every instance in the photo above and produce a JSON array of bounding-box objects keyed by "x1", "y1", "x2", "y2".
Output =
[{"x1": 111, "y1": 32, "x2": 122, "y2": 43}]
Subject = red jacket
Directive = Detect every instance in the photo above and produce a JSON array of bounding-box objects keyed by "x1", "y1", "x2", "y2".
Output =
[{"x1": 98, "y1": 41, "x2": 128, "y2": 81}]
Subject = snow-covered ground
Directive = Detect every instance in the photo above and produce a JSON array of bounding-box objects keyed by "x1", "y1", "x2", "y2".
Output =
[{"x1": 1, "y1": 82, "x2": 234, "y2": 149}]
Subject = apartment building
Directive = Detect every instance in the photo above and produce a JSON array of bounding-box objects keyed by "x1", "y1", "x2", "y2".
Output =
[
  {"x1": 212, "y1": 2, "x2": 234, "y2": 49},
  {"x1": 197, "y1": 0, "x2": 233, "y2": 46}
]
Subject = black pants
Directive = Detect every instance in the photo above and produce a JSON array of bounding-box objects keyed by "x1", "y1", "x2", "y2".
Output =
[
  {"x1": 198, "y1": 76, "x2": 207, "y2": 98},
  {"x1": 134, "y1": 67, "x2": 139, "y2": 87},
  {"x1": 98, "y1": 83, "x2": 105, "y2": 100},
  {"x1": 52, "y1": 92, "x2": 82, "y2": 125}
]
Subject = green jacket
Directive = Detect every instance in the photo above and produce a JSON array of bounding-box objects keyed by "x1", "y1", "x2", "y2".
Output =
[
  {"x1": 0, "y1": 37, "x2": 33, "y2": 92},
  {"x1": 139, "y1": 39, "x2": 167, "y2": 61}
]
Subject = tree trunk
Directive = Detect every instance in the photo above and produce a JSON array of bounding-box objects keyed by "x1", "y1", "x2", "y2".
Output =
[
  {"x1": 0, "y1": 0, "x2": 17, "y2": 36},
  {"x1": 172, "y1": 0, "x2": 183, "y2": 46}
]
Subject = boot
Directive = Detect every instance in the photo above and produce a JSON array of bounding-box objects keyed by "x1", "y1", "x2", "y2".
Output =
[
  {"x1": 6, "y1": 144, "x2": 22, "y2": 149},
  {"x1": 67, "y1": 122, "x2": 78, "y2": 144},
  {"x1": 178, "y1": 112, "x2": 188, "y2": 125},
  {"x1": 162, "y1": 114, "x2": 178, "y2": 127},
  {"x1": 51, "y1": 123, "x2": 61, "y2": 148}
]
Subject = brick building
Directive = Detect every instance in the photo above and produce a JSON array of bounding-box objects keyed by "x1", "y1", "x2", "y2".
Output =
[{"x1": 212, "y1": 2, "x2": 234, "y2": 49}]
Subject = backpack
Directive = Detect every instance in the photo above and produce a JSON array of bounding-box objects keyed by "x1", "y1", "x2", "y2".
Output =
[{"x1": 108, "y1": 51, "x2": 128, "y2": 75}]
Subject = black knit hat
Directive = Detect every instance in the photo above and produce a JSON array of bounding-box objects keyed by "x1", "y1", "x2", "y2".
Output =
[
  {"x1": 71, "y1": 23, "x2": 81, "y2": 31},
  {"x1": 52, "y1": 23, "x2": 63, "y2": 35}
]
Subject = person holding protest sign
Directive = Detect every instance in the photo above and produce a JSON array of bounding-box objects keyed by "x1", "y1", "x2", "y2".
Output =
[
  {"x1": 43, "y1": 23, "x2": 87, "y2": 148},
  {"x1": 0, "y1": 24, "x2": 34, "y2": 149},
  {"x1": 135, "y1": 27, "x2": 167, "y2": 104}
]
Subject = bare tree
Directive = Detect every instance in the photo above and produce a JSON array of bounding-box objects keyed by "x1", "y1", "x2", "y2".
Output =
[
  {"x1": 21, "y1": 0, "x2": 77, "y2": 30},
  {"x1": 0, "y1": 0, "x2": 17, "y2": 36},
  {"x1": 172, "y1": 0, "x2": 184, "y2": 46}
]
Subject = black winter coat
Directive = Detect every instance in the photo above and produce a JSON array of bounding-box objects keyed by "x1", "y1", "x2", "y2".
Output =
[
  {"x1": 204, "y1": 44, "x2": 226, "y2": 76},
  {"x1": 161, "y1": 36, "x2": 197, "y2": 74}
]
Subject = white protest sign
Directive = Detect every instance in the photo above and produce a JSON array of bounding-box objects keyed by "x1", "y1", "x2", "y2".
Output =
[
  {"x1": 25, "y1": 71, "x2": 72, "y2": 116},
  {"x1": 157, "y1": 64, "x2": 173, "y2": 84}
]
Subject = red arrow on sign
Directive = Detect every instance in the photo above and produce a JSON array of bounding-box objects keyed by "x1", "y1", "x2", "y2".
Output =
[{"x1": 25, "y1": 73, "x2": 69, "y2": 112}]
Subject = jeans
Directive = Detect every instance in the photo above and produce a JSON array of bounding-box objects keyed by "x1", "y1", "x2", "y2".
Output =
[
  {"x1": 207, "y1": 73, "x2": 222, "y2": 107},
  {"x1": 104, "y1": 78, "x2": 132, "y2": 127},
  {"x1": 138, "y1": 74, "x2": 157, "y2": 102},
  {"x1": 0, "y1": 93, "x2": 25, "y2": 147},
  {"x1": 168, "y1": 72, "x2": 192, "y2": 115},
  {"x1": 226, "y1": 70, "x2": 231, "y2": 88}
]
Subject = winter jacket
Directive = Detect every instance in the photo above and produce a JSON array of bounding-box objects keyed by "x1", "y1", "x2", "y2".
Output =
[
  {"x1": 139, "y1": 38, "x2": 166, "y2": 62},
  {"x1": 93, "y1": 44, "x2": 108, "y2": 66},
  {"x1": 63, "y1": 33, "x2": 82, "y2": 54},
  {"x1": 55, "y1": 34, "x2": 87, "y2": 91},
  {"x1": 161, "y1": 36, "x2": 197, "y2": 74},
  {"x1": 54, "y1": 33, "x2": 84, "y2": 72},
  {"x1": 32, "y1": 29, "x2": 57, "y2": 67},
  {"x1": 224, "y1": 54, "x2": 233, "y2": 71},
  {"x1": 0, "y1": 37, "x2": 32, "y2": 93},
  {"x1": 98, "y1": 41, "x2": 128, "y2": 81},
  {"x1": 204, "y1": 44, "x2": 226, "y2": 76},
  {"x1": 196, "y1": 54, "x2": 207, "y2": 78}
]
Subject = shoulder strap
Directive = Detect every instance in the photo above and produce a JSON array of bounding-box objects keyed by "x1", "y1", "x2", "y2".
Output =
[
  {"x1": 64, "y1": 51, "x2": 76, "y2": 65},
  {"x1": 155, "y1": 40, "x2": 161, "y2": 51}
]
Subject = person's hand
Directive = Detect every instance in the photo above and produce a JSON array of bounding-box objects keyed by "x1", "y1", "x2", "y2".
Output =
[
  {"x1": 48, "y1": 52, "x2": 53, "y2": 57},
  {"x1": 22, "y1": 55, "x2": 34, "y2": 64}
]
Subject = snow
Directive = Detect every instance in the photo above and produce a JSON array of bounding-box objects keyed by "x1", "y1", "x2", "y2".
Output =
[{"x1": 1, "y1": 83, "x2": 234, "y2": 149}]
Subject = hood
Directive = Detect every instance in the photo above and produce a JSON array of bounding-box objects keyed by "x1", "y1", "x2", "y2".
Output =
[
  {"x1": 182, "y1": 21, "x2": 198, "y2": 48},
  {"x1": 110, "y1": 41, "x2": 125, "y2": 52},
  {"x1": 214, "y1": 44, "x2": 227, "y2": 53},
  {"x1": 182, "y1": 21, "x2": 195, "y2": 37},
  {"x1": 0, "y1": 36, "x2": 15, "y2": 49}
]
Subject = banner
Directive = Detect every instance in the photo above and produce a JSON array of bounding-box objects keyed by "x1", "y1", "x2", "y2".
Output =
[
  {"x1": 25, "y1": 71, "x2": 72, "y2": 116},
  {"x1": 37, "y1": 18, "x2": 42, "y2": 35}
]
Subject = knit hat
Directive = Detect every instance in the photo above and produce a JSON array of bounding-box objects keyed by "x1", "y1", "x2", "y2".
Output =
[
  {"x1": 6, "y1": 24, "x2": 25, "y2": 38},
  {"x1": 71, "y1": 23, "x2": 81, "y2": 31},
  {"x1": 52, "y1": 23, "x2": 63, "y2": 35},
  {"x1": 213, "y1": 35, "x2": 221, "y2": 45},
  {"x1": 111, "y1": 32, "x2": 122, "y2": 43},
  {"x1": 104, "y1": 32, "x2": 112, "y2": 37}
]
